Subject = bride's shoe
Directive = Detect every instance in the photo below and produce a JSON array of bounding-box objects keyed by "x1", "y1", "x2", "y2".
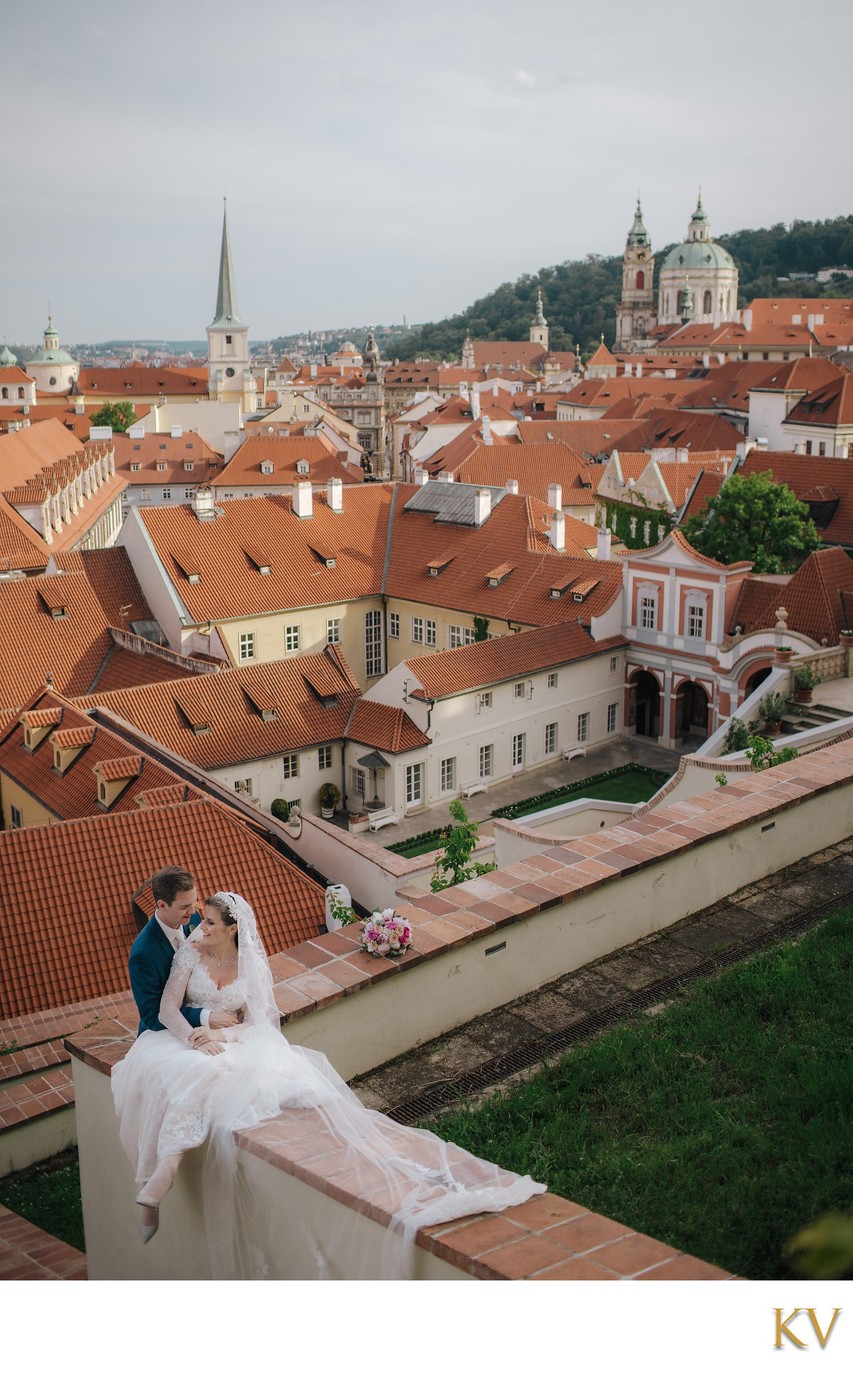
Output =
[{"x1": 136, "y1": 1196, "x2": 159, "y2": 1244}]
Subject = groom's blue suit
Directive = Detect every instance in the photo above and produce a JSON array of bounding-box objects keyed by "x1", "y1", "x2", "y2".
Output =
[{"x1": 129, "y1": 914, "x2": 202, "y2": 1036}]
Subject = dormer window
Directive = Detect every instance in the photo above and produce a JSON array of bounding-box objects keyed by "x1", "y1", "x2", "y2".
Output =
[
  {"x1": 261, "y1": 462, "x2": 274, "y2": 475},
  {"x1": 296, "y1": 459, "x2": 310, "y2": 476}
]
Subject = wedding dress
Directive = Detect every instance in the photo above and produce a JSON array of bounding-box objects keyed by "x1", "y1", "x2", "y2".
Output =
[{"x1": 112, "y1": 893, "x2": 545, "y2": 1279}]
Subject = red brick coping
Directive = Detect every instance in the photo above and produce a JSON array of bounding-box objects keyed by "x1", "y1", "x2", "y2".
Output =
[{"x1": 0, "y1": 1205, "x2": 87, "y2": 1281}]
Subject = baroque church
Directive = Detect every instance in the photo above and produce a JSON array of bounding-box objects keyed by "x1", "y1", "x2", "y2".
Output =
[{"x1": 615, "y1": 195, "x2": 740, "y2": 350}]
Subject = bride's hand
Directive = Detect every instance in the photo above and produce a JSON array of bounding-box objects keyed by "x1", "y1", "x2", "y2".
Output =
[{"x1": 198, "y1": 1040, "x2": 226, "y2": 1056}]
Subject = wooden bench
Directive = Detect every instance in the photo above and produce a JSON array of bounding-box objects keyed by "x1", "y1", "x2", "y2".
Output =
[
  {"x1": 461, "y1": 780, "x2": 488, "y2": 798},
  {"x1": 367, "y1": 806, "x2": 400, "y2": 831},
  {"x1": 563, "y1": 747, "x2": 587, "y2": 762}
]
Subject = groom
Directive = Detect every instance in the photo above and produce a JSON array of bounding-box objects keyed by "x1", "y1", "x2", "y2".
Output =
[{"x1": 129, "y1": 864, "x2": 238, "y2": 1042}]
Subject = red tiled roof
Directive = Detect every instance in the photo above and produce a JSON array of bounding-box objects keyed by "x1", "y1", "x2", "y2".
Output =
[
  {"x1": 73, "y1": 646, "x2": 361, "y2": 770},
  {"x1": 0, "y1": 798, "x2": 325, "y2": 1018},
  {"x1": 529, "y1": 419, "x2": 643, "y2": 459},
  {"x1": 386, "y1": 487, "x2": 621, "y2": 627},
  {"x1": 729, "y1": 546, "x2": 853, "y2": 643},
  {"x1": 740, "y1": 451, "x2": 853, "y2": 546},
  {"x1": 785, "y1": 373, "x2": 853, "y2": 428},
  {"x1": 679, "y1": 469, "x2": 727, "y2": 523},
  {"x1": 345, "y1": 700, "x2": 430, "y2": 753},
  {"x1": 561, "y1": 376, "x2": 704, "y2": 409},
  {"x1": 616, "y1": 408, "x2": 743, "y2": 453},
  {"x1": 135, "y1": 487, "x2": 395, "y2": 623},
  {"x1": 113, "y1": 430, "x2": 222, "y2": 480},
  {"x1": 471, "y1": 341, "x2": 548, "y2": 370},
  {"x1": 406, "y1": 622, "x2": 626, "y2": 699},
  {"x1": 78, "y1": 366, "x2": 208, "y2": 397},
  {"x1": 436, "y1": 441, "x2": 598, "y2": 508},
  {"x1": 212, "y1": 434, "x2": 364, "y2": 487}
]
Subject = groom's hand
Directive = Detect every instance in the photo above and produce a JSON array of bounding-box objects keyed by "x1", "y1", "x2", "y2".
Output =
[{"x1": 209, "y1": 1010, "x2": 240, "y2": 1029}]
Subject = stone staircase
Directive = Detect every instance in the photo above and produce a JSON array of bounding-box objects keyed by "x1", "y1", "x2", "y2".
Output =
[{"x1": 782, "y1": 702, "x2": 853, "y2": 735}]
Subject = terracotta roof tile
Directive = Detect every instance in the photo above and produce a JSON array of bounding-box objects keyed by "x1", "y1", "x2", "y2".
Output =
[
  {"x1": 406, "y1": 622, "x2": 625, "y2": 699},
  {"x1": 741, "y1": 451, "x2": 853, "y2": 546},
  {"x1": 212, "y1": 434, "x2": 364, "y2": 488},
  {"x1": 78, "y1": 366, "x2": 208, "y2": 397},
  {"x1": 729, "y1": 546, "x2": 853, "y2": 643},
  {"x1": 435, "y1": 441, "x2": 598, "y2": 508},
  {"x1": 73, "y1": 647, "x2": 361, "y2": 769},
  {"x1": 0, "y1": 798, "x2": 325, "y2": 1019},
  {"x1": 345, "y1": 700, "x2": 430, "y2": 753}
]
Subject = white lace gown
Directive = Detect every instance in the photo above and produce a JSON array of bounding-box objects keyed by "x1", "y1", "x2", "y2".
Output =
[{"x1": 113, "y1": 941, "x2": 545, "y2": 1278}]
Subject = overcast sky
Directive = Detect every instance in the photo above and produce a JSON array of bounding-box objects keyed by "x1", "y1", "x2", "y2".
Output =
[{"x1": 2, "y1": 0, "x2": 851, "y2": 344}]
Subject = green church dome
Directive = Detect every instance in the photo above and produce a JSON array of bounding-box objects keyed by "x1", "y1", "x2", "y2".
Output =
[{"x1": 662, "y1": 239, "x2": 735, "y2": 272}]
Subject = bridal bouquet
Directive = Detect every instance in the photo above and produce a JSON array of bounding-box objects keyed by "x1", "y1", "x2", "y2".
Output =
[{"x1": 361, "y1": 909, "x2": 413, "y2": 957}]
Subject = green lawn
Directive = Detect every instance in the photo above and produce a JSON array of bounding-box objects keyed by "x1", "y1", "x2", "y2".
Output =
[
  {"x1": 424, "y1": 908, "x2": 853, "y2": 1279},
  {"x1": 0, "y1": 1149, "x2": 84, "y2": 1252},
  {"x1": 492, "y1": 765, "x2": 668, "y2": 821}
]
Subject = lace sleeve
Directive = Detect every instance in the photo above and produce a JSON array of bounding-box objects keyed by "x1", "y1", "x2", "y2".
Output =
[{"x1": 158, "y1": 944, "x2": 197, "y2": 1043}]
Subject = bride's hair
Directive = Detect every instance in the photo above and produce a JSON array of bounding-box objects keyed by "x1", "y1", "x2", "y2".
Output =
[{"x1": 205, "y1": 893, "x2": 239, "y2": 947}]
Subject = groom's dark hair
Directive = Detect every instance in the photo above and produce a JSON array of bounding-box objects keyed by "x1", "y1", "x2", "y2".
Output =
[{"x1": 151, "y1": 865, "x2": 196, "y2": 906}]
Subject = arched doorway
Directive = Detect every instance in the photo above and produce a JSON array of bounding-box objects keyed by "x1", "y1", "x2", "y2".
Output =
[
  {"x1": 676, "y1": 680, "x2": 710, "y2": 743},
  {"x1": 743, "y1": 666, "x2": 771, "y2": 698},
  {"x1": 629, "y1": 671, "x2": 661, "y2": 738}
]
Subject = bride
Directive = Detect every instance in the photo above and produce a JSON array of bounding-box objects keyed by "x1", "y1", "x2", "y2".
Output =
[{"x1": 112, "y1": 891, "x2": 545, "y2": 1279}]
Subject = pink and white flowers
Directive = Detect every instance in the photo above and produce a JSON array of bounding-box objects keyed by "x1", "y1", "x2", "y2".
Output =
[{"x1": 361, "y1": 908, "x2": 413, "y2": 957}]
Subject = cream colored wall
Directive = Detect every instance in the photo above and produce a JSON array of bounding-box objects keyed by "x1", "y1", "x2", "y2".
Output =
[
  {"x1": 384, "y1": 597, "x2": 515, "y2": 672},
  {"x1": 0, "y1": 774, "x2": 58, "y2": 830},
  {"x1": 212, "y1": 744, "x2": 341, "y2": 817},
  {"x1": 73, "y1": 1051, "x2": 468, "y2": 1281},
  {"x1": 0, "y1": 1105, "x2": 76, "y2": 1178},
  {"x1": 217, "y1": 596, "x2": 384, "y2": 688}
]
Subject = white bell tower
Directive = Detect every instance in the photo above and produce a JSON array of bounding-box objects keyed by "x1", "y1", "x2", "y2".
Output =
[{"x1": 207, "y1": 200, "x2": 255, "y2": 413}]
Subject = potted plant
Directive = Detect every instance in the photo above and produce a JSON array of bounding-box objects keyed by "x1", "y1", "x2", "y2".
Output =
[
  {"x1": 318, "y1": 781, "x2": 341, "y2": 819},
  {"x1": 723, "y1": 717, "x2": 749, "y2": 754},
  {"x1": 793, "y1": 665, "x2": 816, "y2": 704},
  {"x1": 758, "y1": 690, "x2": 791, "y2": 736},
  {"x1": 775, "y1": 645, "x2": 794, "y2": 665}
]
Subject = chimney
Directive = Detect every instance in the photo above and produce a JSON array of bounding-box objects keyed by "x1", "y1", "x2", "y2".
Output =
[
  {"x1": 549, "y1": 510, "x2": 565, "y2": 552},
  {"x1": 755, "y1": 437, "x2": 768, "y2": 451},
  {"x1": 703, "y1": 353, "x2": 710, "y2": 368},
  {"x1": 536, "y1": 380, "x2": 541, "y2": 393},
  {"x1": 506, "y1": 478, "x2": 519, "y2": 495},
  {"x1": 482, "y1": 414, "x2": 493, "y2": 445},
  {"x1": 192, "y1": 485, "x2": 218, "y2": 521},
  {"x1": 597, "y1": 524, "x2": 612, "y2": 560},
  {"x1": 470, "y1": 389, "x2": 481, "y2": 421},
  {"x1": 437, "y1": 471, "x2": 454, "y2": 483},
  {"x1": 742, "y1": 309, "x2": 753, "y2": 331},
  {"x1": 492, "y1": 381, "x2": 498, "y2": 397},
  {"x1": 623, "y1": 362, "x2": 632, "y2": 376},
  {"x1": 327, "y1": 476, "x2": 343, "y2": 512},
  {"x1": 676, "y1": 448, "x2": 689, "y2": 463},
  {"x1": 548, "y1": 483, "x2": 563, "y2": 513},
  {"x1": 74, "y1": 400, "x2": 85, "y2": 415},
  {"x1": 635, "y1": 362, "x2": 643, "y2": 378},
  {"x1": 794, "y1": 442, "x2": 807, "y2": 454},
  {"x1": 415, "y1": 469, "x2": 429, "y2": 486},
  {"x1": 170, "y1": 425, "x2": 183, "y2": 439},
  {"x1": 128, "y1": 422, "x2": 146, "y2": 439},
  {"x1": 293, "y1": 481, "x2": 313, "y2": 518},
  {"x1": 474, "y1": 487, "x2": 492, "y2": 524}
]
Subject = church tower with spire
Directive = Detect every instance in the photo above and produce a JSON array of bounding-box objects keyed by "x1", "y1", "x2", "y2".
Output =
[
  {"x1": 615, "y1": 199, "x2": 656, "y2": 350},
  {"x1": 207, "y1": 202, "x2": 256, "y2": 413},
  {"x1": 529, "y1": 288, "x2": 549, "y2": 352}
]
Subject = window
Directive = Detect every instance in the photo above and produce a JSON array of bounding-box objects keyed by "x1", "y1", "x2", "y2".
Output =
[
  {"x1": 577, "y1": 712, "x2": 590, "y2": 743},
  {"x1": 326, "y1": 618, "x2": 341, "y2": 644},
  {"x1": 350, "y1": 766, "x2": 366, "y2": 801},
  {"x1": 157, "y1": 462, "x2": 167, "y2": 471},
  {"x1": 412, "y1": 617, "x2": 424, "y2": 643},
  {"x1": 479, "y1": 744, "x2": 494, "y2": 777},
  {"x1": 318, "y1": 745, "x2": 333, "y2": 770},
  {"x1": 285, "y1": 624, "x2": 300, "y2": 653},
  {"x1": 184, "y1": 462, "x2": 194, "y2": 472},
  {"x1": 686, "y1": 603, "x2": 705, "y2": 639},
  {"x1": 479, "y1": 691, "x2": 493, "y2": 710},
  {"x1": 607, "y1": 703, "x2": 618, "y2": 733},
  {"x1": 610, "y1": 655, "x2": 618, "y2": 672},
  {"x1": 282, "y1": 754, "x2": 299, "y2": 779},
  {"x1": 365, "y1": 610, "x2": 382, "y2": 676},
  {"x1": 162, "y1": 489, "x2": 171, "y2": 500},
  {"x1": 639, "y1": 593, "x2": 657, "y2": 630},
  {"x1": 184, "y1": 489, "x2": 193, "y2": 499},
  {"x1": 10, "y1": 804, "x2": 22, "y2": 829},
  {"x1": 703, "y1": 290, "x2": 712, "y2": 314},
  {"x1": 819, "y1": 442, "x2": 827, "y2": 457},
  {"x1": 636, "y1": 269, "x2": 645, "y2": 290},
  {"x1": 406, "y1": 762, "x2": 423, "y2": 807},
  {"x1": 513, "y1": 681, "x2": 526, "y2": 700},
  {"x1": 425, "y1": 618, "x2": 437, "y2": 646},
  {"x1": 233, "y1": 778, "x2": 253, "y2": 796},
  {"x1": 440, "y1": 757, "x2": 456, "y2": 792},
  {"x1": 805, "y1": 441, "x2": 813, "y2": 455},
  {"x1": 449, "y1": 624, "x2": 474, "y2": 649},
  {"x1": 547, "y1": 672, "x2": 558, "y2": 689},
  {"x1": 544, "y1": 723, "x2": 558, "y2": 754},
  {"x1": 512, "y1": 733, "x2": 525, "y2": 769},
  {"x1": 130, "y1": 462, "x2": 141, "y2": 472},
  {"x1": 239, "y1": 632, "x2": 255, "y2": 662},
  {"x1": 225, "y1": 334, "x2": 232, "y2": 345},
  {"x1": 389, "y1": 612, "x2": 400, "y2": 638}
]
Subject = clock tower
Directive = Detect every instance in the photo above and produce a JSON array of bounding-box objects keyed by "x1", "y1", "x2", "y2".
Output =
[
  {"x1": 207, "y1": 201, "x2": 256, "y2": 413},
  {"x1": 615, "y1": 199, "x2": 656, "y2": 351}
]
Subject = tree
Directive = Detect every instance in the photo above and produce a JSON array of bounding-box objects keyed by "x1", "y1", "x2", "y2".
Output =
[
  {"x1": 430, "y1": 801, "x2": 495, "y2": 892},
  {"x1": 89, "y1": 400, "x2": 136, "y2": 432},
  {"x1": 682, "y1": 470, "x2": 819, "y2": 573},
  {"x1": 473, "y1": 616, "x2": 490, "y2": 642}
]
